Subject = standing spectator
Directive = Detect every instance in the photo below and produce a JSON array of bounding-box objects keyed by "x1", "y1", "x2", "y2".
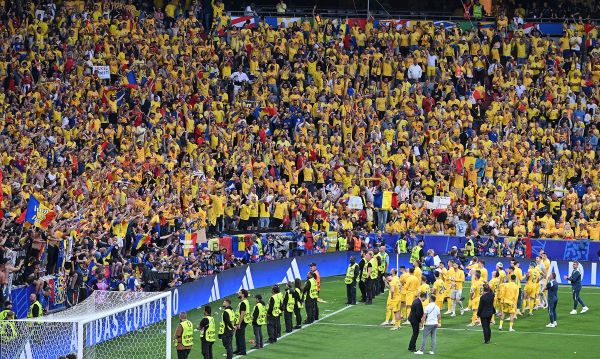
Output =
[
  {"x1": 275, "y1": 0, "x2": 287, "y2": 14},
  {"x1": 415, "y1": 294, "x2": 441, "y2": 355}
]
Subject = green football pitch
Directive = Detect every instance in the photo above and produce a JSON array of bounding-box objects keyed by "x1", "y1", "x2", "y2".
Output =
[{"x1": 158, "y1": 276, "x2": 599, "y2": 359}]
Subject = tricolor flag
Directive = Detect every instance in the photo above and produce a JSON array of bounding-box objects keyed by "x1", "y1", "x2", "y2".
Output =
[
  {"x1": 522, "y1": 22, "x2": 540, "y2": 34},
  {"x1": 133, "y1": 233, "x2": 152, "y2": 251},
  {"x1": 434, "y1": 21, "x2": 456, "y2": 29},
  {"x1": 373, "y1": 191, "x2": 397, "y2": 210},
  {"x1": 24, "y1": 195, "x2": 56, "y2": 230},
  {"x1": 180, "y1": 232, "x2": 198, "y2": 257},
  {"x1": 231, "y1": 16, "x2": 258, "y2": 28},
  {"x1": 123, "y1": 70, "x2": 138, "y2": 88},
  {"x1": 264, "y1": 17, "x2": 301, "y2": 28}
]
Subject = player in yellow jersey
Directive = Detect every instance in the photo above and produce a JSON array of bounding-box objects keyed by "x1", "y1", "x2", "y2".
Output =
[
  {"x1": 510, "y1": 260, "x2": 524, "y2": 315},
  {"x1": 439, "y1": 262, "x2": 452, "y2": 314},
  {"x1": 538, "y1": 252, "x2": 551, "y2": 309},
  {"x1": 382, "y1": 269, "x2": 402, "y2": 329},
  {"x1": 398, "y1": 266, "x2": 410, "y2": 321},
  {"x1": 488, "y1": 271, "x2": 501, "y2": 324},
  {"x1": 418, "y1": 275, "x2": 430, "y2": 307},
  {"x1": 478, "y1": 260, "x2": 488, "y2": 282},
  {"x1": 449, "y1": 261, "x2": 465, "y2": 317},
  {"x1": 432, "y1": 271, "x2": 446, "y2": 326},
  {"x1": 413, "y1": 260, "x2": 423, "y2": 286},
  {"x1": 524, "y1": 261, "x2": 541, "y2": 315},
  {"x1": 499, "y1": 274, "x2": 519, "y2": 331},
  {"x1": 468, "y1": 271, "x2": 484, "y2": 326},
  {"x1": 403, "y1": 267, "x2": 420, "y2": 323},
  {"x1": 465, "y1": 257, "x2": 481, "y2": 312},
  {"x1": 495, "y1": 262, "x2": 506, "y2": 282}
]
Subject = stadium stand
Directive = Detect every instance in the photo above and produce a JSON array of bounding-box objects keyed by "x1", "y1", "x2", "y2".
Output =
[{"x1": 0, "y1": 0, "x2": 598, "y2": 316}]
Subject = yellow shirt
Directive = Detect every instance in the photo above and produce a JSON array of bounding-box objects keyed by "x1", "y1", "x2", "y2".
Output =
[{"x1": 404, "y1": 274, "x2": 420, "y2": 293}]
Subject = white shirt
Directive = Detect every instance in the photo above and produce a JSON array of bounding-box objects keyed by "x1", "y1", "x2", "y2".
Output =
[
  {"x1": 426, "y1": 55, "x2": 437, "y2": 67},
  {"x1": 407, "y1": 64, "x2": 423, "y2": 80},
  {"x1": 230, "y1": 71, "x2": 250, "y2": 83},
  {"x1": 423, "y1": 302, "x2": 440, "y2": 325}
]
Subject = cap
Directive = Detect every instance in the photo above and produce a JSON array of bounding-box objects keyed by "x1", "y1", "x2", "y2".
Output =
[
  {"x1": 496, "y1": 262, "x2": 503, "y2": 268},
  {"x1": 309, "y1": 262, "x2": 317, "y2": 267}
]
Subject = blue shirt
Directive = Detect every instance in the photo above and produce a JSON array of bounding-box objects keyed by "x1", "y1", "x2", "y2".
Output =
[
  {"x1": 547, "y1": 279, "x2": 559, "y2": 301},
  {"x1": 567, "y1": 270, "x2": 582, "y2": 290}
]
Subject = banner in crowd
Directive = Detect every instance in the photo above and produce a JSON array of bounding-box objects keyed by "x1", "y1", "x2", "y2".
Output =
[
  {"x1": 9, "y1": 273, "x2": 68, "y2": 319},
  {"x1": 91, "y1": 65, "x2": 110, "y2": 79},
  {"x1": 256, "y1": 15, "x2": 584, "y2": 36},
  {"x1": 222, "y1": 231, "x2": 600, "y2": 262}
]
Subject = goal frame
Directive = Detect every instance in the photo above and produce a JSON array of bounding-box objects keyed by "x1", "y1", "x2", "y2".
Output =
[{"x1": 5, "y1": 291, "x2": 172, "y2": 359}]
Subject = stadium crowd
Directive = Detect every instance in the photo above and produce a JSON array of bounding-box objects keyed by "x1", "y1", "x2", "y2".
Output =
[{"x1": 0, "y1": 0, "x2": 599, "y2": 314}]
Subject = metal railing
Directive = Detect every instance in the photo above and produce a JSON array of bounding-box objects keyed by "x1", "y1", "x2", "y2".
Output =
[{"x1": 230, "y1": 6, "x2": 600, "y2": 24}]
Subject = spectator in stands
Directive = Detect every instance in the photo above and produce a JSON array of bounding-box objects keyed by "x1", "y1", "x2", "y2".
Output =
[{"x1": 0, "y1": 0, "x2": 598, "y2": 313}]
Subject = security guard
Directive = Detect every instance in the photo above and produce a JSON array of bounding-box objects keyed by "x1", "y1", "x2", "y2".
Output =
[
  {"x1": 175, "y1": 312, "x2": 194, "y2": 359},
  {"x1": 368, "y1": 250, "x2": 379, "y2": 302},
  {"x1": 234, "y1": 289, "x2": 250, "y2": 356},
  {"x1": 463, "y1": 236, "x2": 475, "y2": 257},
  {"x1": 219, "y1": 299, "x2": 235, "y2": 359},
  {"x1": 293, "y1": 278, "x2": 304, "y2": 328},
  {"x1": 303, "y1": 272, "x2": 319, "y2": 323},
  {"x1": 251, "y1": 294, "x2": 266, "y2": 349},
  {"x1": 0, "y1": 310, "x2": 17, "y2": 340},
  {"x1": 358, "y1": 250, "x2": 368, "y2": 302},
  {"x1": 197, "y1": 306, "x2": 215, "y2": 359},
  {"x1": 345, "y1": 256, "x2": 359, "y2": 305},
  {"x1": 282, "y1": 281, "x2": 296, "y2": 333},
  {"x1": 375, "y1": 245, "x2": 389, "y2": 296},
  {"x1": 0, "y1": 301, "x2": 12, "y2": 320},
  {"x1": 362, "y1": 251, "x2": 375, "y2": 304},
  {"x1": 267, "y1": 285, "x2": 282, "y2": 343},
  {"x1": 336, "y1": 234, "x2": 348, "y2": 251},
  {"x1": 396, "y1": 235, "x2": 408, "y2": 254},
  {"x1": 27, "y1": 293, "x2": 43, "y2": 318},
  {"x1": 410, "y1": 239, "x2": 424, "y2": 264}
]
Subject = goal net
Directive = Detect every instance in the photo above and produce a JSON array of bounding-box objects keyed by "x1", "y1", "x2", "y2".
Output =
[{"x1": 0, "y1": 291, "x2": 172, "y2": 359}]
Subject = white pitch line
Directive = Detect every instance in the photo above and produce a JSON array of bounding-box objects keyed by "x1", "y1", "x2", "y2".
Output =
[
  {"x1": 315, "y1": 322, "x2": 600, "y2": 337},
  {"x1": 232, "y1": 305, "x2": 352, "y2": 358}
]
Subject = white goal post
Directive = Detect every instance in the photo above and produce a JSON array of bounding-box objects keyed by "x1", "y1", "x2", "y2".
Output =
[{"x1": 0, "y1": 291, "x2": 172, "y2": 359}]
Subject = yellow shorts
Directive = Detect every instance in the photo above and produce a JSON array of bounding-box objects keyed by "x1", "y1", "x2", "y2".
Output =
[
  {"x1": 502, "y1": 303, "x2": 516, "y2": 314},
  {"x1": 427, "y1": 66, "x2": 436, "y2": 77},
  {"x1": 400, "y1": 293, "x2": 407, "y2": 303},
  {"x1": 524, "y1": 285, "x2": 537, "y2": 298},
  {"x1": 388, "y1": 300, "x2": 400, "y2": 312},
  {"x1": 471, "y1": 300, "x2": 480, "y2": 311},
  {"x1": 405, "y1": 292, "x2": 416, "y2": 305}
]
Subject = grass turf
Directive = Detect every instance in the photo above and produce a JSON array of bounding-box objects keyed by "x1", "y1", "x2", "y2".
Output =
[{"x1": 100, "y1": 276, "x2": 599, "y2": 358}]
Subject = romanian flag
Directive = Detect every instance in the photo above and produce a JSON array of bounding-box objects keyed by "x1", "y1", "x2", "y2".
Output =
[
  {"x1": 24, "y1": 195, "x2": 56, "y2": 230},
  {"x1": 124, "y1": 70, "x2": 138, "y2": 88},
  {"x1": 373, "y1": 191, "x2": 396, "y2": 210},
  {"x1": 179, "y1": 232, "x2": 198, "y2": 257},
  {"x1": 102, "y1": 245, "x2": 114, "y2": 265},
  {"x1": 133, "y1": 233, "x2": 152, "y2": 250}
]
